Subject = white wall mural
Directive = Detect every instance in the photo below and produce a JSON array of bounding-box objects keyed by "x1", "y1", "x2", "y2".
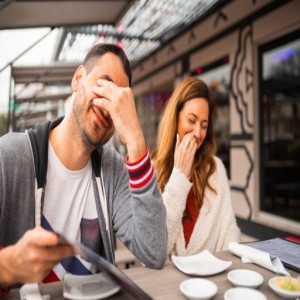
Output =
[{"x1": 230, "y1": 25, "x2": 255, "y2": 220}]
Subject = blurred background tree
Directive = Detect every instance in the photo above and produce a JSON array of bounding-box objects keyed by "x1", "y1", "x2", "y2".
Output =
[{"x1": 0, "y1": 113, "x2": 7, "y2": 136}]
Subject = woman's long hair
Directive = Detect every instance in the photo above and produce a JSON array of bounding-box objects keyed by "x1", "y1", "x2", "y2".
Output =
[{"x1": 151, "y1": 77, "x2": 217, "y2": 209}]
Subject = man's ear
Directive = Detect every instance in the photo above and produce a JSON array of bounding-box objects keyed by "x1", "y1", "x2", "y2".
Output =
[{"x1": 71, "y1": 65, "x2": 84, "y2": 92}]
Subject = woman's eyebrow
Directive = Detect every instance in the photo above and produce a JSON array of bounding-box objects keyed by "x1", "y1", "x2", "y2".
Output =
[
  {"x1": 188, "y1": 112, "x2": 208, "y2": 120},
  {"x1": 188, "y1": 112, "x2": 197, "y2": 118}
]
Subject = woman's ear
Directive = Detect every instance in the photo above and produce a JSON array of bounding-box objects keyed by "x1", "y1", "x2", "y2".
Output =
[{"x1": 71, "y1": 65, "x2": 84, "y2": 92}]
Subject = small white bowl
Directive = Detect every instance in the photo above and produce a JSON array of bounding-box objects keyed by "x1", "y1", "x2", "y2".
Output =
[
  {"x1": 269, "y1": 276, "x2": 300, "y2": 299},
  {"x1": 227, "y1": 269, "x2": 264, "y2": 288},
  {"x1": 224, "y1": 287, "x2": 267, "y2": 300},
  {"x1": 180, "y1": 278, "x2": 218, "y2": 300}
]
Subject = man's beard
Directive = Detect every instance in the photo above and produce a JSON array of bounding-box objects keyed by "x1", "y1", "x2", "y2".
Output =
[{"x1": 72, "y1": 89, "x2": 114, "y2": 151}]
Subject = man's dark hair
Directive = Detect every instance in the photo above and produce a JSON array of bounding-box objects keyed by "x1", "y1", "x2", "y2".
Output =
[{"x1": 83, "y1": 43, "x2": 132, "y2": 86}]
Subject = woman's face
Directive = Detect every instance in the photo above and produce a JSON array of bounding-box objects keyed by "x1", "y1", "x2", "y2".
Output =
[{"x1": 177, "y1": 97, "x2": 209, "y2": 150}]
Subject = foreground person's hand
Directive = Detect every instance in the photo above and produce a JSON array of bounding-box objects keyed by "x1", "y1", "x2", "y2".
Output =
[{"x1": 0, "y1": 226, "x2": 74, "y2": 287}]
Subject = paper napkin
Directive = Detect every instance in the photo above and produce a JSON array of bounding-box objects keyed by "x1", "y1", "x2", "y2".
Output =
[{"x1": 229, "y1": 242, "x2": 290, "y2": 276}]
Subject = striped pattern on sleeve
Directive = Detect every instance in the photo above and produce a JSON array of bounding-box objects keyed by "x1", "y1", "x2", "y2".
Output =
[{"x1": 126, "y1": 147, "x2": 154, "y2": 188}]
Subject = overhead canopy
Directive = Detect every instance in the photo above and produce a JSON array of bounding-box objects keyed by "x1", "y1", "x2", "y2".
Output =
[
  {"x1": 15, "y1": 93, "x2": 72, "y2": 104},
  {"x1": 10, "y1": 64, "x2": 76, "y2": 131},
  {"x1": 12, "y1": 64, "x2": 77, "y2": 85},
  {"x1": 0, "y1": 0, "x2": 134, "y2": 29},
  {"x1": 3, "y1": 0, "x2": 226, "y2": 132}
]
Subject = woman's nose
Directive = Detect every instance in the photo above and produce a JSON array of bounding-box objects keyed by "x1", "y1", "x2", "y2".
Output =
[{"x1": 193, "y1": 125, "x2": 202, "y2": 140}]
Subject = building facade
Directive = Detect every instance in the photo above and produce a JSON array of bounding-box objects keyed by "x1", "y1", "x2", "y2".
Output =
[{"x1": 131, "y1": 0, "x2": 300, "y2": 239}]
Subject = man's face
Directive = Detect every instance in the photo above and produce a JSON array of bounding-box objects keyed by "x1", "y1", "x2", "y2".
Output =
[{"x1": 71, "y1": 52, "x2": 129, "y2": 150}]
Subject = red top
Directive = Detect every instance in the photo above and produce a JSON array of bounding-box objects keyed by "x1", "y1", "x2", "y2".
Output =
[{"x1": 182, "y1": 189, "x2": 200, "y2": 248}]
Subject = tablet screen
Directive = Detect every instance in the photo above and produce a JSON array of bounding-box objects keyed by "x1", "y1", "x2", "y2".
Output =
[{"x1": 57, "y1": 233, "x2": 153, "y2": 300}]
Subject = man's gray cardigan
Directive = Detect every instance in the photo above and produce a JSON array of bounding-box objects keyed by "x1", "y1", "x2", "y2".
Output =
[{"x1": 0, "y1": 118, "x2": 167, "y2": 269}]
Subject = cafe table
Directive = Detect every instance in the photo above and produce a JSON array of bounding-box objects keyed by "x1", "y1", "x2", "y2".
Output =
[{"x1": 4, "y1": 250, "x2": 299, "y2": 300}]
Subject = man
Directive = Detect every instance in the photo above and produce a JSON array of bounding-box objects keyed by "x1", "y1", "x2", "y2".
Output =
[{"x1": 0, "y1": 43, "x2": 167, "y2": 292}]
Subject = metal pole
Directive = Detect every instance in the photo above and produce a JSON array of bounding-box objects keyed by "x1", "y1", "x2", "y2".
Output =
[{"x1": 6, "y1": 64, "x2": 12, "y2": 133}]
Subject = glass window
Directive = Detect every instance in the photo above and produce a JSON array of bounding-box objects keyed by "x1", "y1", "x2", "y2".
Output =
[
  {"x1": 136, "y1": 91, "x2": 171, "y2": 151},
  {"x1": 259, "y1": 30, "x2": 300, "y2": 222},
  {"x1": 193, "y1": 57, "x2": 231, "y2": 176}
]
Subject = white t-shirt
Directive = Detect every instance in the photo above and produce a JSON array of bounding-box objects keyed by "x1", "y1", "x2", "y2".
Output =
[{"x1": 43, "y1": 143, "x2": 101, "y2": 279}]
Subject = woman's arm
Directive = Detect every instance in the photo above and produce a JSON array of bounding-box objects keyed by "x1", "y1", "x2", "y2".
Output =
[{"x1": 163, "y1": 168, "x2": 192, "y2": 256}]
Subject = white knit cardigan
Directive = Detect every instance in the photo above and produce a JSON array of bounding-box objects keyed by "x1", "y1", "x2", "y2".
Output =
[{"x1": 163, "y1": 156, "x2": 240, "y2": 258}]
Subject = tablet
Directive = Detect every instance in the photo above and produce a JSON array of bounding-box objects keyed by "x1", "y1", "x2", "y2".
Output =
[
  {"x1": 57, "y1": 233, "x2": 153, "y2": 300},
  {"x1": 244, "y1": 238, "x2": 300, "y2": 273}
]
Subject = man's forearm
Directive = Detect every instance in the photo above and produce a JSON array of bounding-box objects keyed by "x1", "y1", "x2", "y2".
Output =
[{"x1": 126, "y1": 128, "x2": 146, "y2": 163}]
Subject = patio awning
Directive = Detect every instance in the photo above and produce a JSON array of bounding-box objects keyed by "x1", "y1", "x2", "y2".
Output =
[
  {"x1": 12, "y1": 64, "x2": 77, "y2": 85},
  {"x1": 0, "y1": 0, "x2": 134, "y2": 29}
]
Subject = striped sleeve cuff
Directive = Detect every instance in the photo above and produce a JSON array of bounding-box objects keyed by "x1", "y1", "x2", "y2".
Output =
[{"x1": 126, "y1": 146, "x2": 154, "y2": 189}]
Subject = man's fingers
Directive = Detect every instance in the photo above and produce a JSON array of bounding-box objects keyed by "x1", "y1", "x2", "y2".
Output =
[
  {"x1": 93, "y1": 97, "x2": 106, "y2": 105},
  {"x1": 29, "y1": 228, "x2": 75, "y2": 261},
  {"x1": 43, "y1": 245, "x2": 75, "y2": 263},
  {"x1": 93, "y1": 79, "x2": 115, "y2": 99},
  {"x1": 2, "y1": 229, "x2": 75, "y2": 286},
  {"x1": 93, "y1": 98, "x2": 111, "y2": 113},
  {"x1": 96, "y1": 78, "x2": 115, "y2": 88},
  {"x1": 92, "y1": 86, "x2": 106, "y2": 98},
  {"x1": 24, "y1": 227, "x2": 59, "y2": 247}
]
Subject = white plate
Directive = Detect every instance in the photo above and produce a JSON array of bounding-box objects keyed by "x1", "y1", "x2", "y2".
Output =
[
  {"x1": 224, "y1": 287, "x2": 267, "y2": 300},
  {"x1": 172, "y1": 250, "x2": 232, "y2": 276},
  {"x1": 227, "y1": 269, "x2": 264, "y2": 288},
  {"x1": 180, "y1": 278, "x2": 218, "y2": 300},
  {"x1": 269, "y1": 276, "x2": 300, "y2": 299},
  {"x1": 63, "y1": 273, "x2": 120, "y2": 300}
]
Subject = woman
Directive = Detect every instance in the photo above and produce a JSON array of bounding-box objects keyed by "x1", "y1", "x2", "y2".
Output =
[{"x1": 151, "y1": 77, "x2": 240, "y2": 258}]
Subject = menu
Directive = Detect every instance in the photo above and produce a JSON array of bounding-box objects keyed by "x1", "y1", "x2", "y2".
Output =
[{"x1": 244, "y1": 238, "x2": 300, "y2": 273}]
